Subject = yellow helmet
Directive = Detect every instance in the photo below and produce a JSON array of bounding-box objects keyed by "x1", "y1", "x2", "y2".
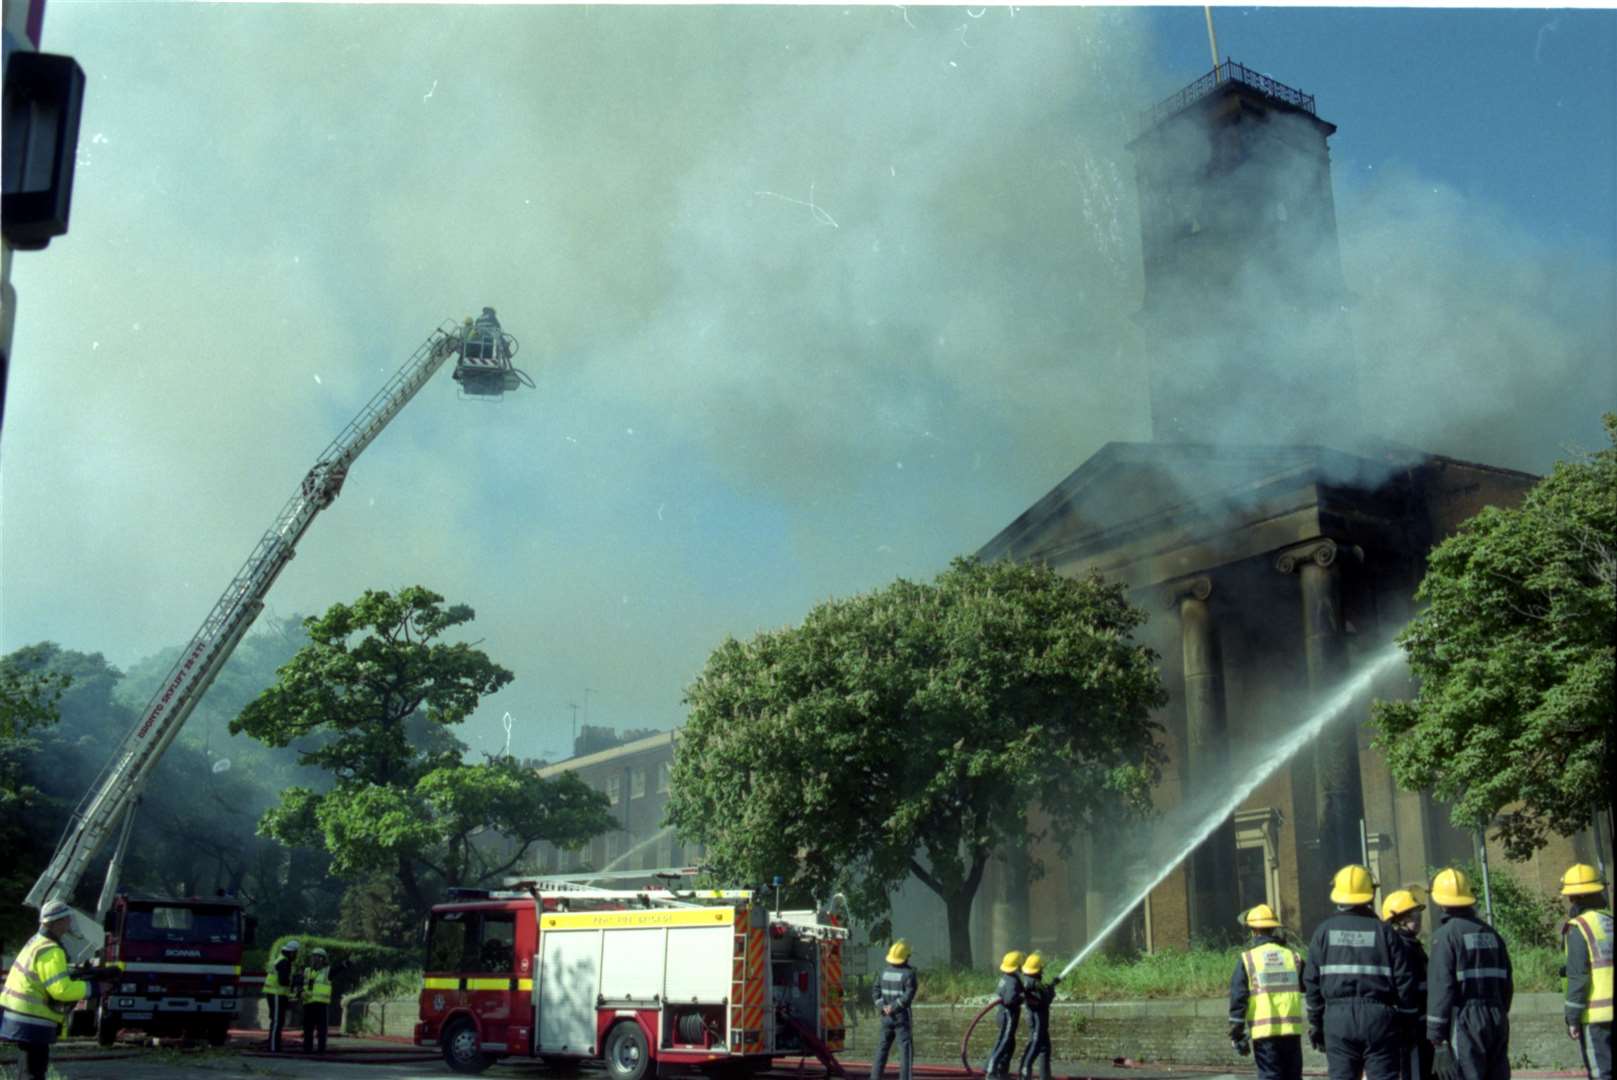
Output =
[
  {"x1": 1381, "y1": 889, "x2": 1425, "y2": 921},
  {"x1": 885, "y1": 940, "x2": 912, "y2": 965},
  {"x1": 1329, "y1": 864, "x2": 1377, "y2": 905},
  {"x1": 1561, "y1": 864, "x2": 1606, "y2": 896},
  {"x1": 1020, "y1": 952, "x2": 1044, "y2": 977},
  {"x1": 1430, "y1": 868, "x2": 1476, "y2": 907},
  {"x1": 1000, "y1": 950, "x2": 1025, "y2": 974},
  {"x1": 1241, "y1": 904, "x2": 1281, "y2": 929}
]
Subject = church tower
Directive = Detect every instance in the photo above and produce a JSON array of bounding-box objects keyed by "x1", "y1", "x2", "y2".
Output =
[{"x1": 1130, "y1": 63, "x2": 1359, "y2": 449}]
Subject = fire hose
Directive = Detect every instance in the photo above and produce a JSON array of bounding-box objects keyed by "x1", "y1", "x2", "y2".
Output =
[{"x1": 957, "y1": 999, "x2": 1003, "y2": 1079}]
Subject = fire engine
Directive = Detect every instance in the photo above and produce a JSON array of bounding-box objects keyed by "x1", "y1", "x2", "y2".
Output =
[
  {"x1": 20, "y1": 309, "x2": 529, "y2": 1041},
  {"x1": 89, "y1": 894, "x2": 249, "y2": 1046},
  {"x1": 415, "y1": 877, "x2": 849, "y2": 1076}
]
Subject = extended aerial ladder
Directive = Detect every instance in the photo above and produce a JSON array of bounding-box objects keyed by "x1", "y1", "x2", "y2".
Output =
[{"x1": 25, "y1": 307, "x2": 532, "y2": 949}]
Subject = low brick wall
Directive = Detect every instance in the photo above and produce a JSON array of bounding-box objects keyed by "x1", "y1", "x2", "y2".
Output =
[{"x1": 345, "y1": 993, "x2": 1583, "y2": 1071}]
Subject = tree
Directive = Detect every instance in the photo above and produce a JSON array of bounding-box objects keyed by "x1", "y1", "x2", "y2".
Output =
[
  {"x1": 233, "y1": 587, "x2": 615, "y2": 912},
  {"x1": 667, "y1": 556, "x2": 1168, "y2": 965},
  {"x1": 1372, "y1": 415, "x2": 1616, "y2": 860},
  {"x1": 1, "y1": 645, "x2": 71, "y2": 952}
]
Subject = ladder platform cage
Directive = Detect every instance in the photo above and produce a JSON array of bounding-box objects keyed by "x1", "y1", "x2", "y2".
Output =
[{"x1": 453, "y1": 306, "x2": 534, "y2": 398}]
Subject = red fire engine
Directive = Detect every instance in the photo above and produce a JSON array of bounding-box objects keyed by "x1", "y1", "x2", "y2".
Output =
[{"x1": 415, "y1": 880, "x2": 848, "y2": 1076}]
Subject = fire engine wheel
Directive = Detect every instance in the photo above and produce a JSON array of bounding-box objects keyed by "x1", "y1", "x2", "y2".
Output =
[
  {"x1": 95, "y1": 1001, "x2": 119, "y2": 1047},
  {"x1": 605, "y1": 1021, "x2": 652, "y2": 1080},
  {"x1": 442, "y1": 1018, "x2": 495, "y2": 1075},
  {"x1": 206, "y1": 1019, "x2": 231, "y2": 1047}
]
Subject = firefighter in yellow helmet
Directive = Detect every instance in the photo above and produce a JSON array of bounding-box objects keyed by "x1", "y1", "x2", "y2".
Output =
[
  {"x1": 984, "y1": 950, "x2": 1026, "y2": 1080},
  {"x1": 1017, "y1": 952, "x2": 1060, "y2": 1080},
  {"x1": 1382, "y1": 890, "x2": 1432, "y2": 1080},
  {"x1": 1559, "y1": 863, "x2": 1611, "y2": 1080},
  {"x1": 0, "y1": 900, "x2": 100, "y2": 1080},
  {"x1": 1426, "y1": 867, "x2": 1512, "y2": 1080},
  {"x1": 1229, "y1": 904, "x2": 1305, "y2": 1080},
  {"x1": 1302, "y1": 865, "x2": 1420, "y2": 1080},
  {"x1": 870, "y1": 940, "x2": 917, "y2": 1080}
]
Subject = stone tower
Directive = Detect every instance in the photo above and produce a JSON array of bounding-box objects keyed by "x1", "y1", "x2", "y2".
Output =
[{"x1": 1130, "y1": 63, "x2": 1359, "y2": 450}]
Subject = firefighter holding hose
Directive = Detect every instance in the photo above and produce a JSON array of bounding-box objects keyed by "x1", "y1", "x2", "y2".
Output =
[
  {"x1": 1228, "y1": 904, "x2": 1305, "y2": 1080},
  {"x1": 1017, "y1": 952, "x2": 1059, "y2": 1080},
  {"x1": 1560, "y1": 863, "x2": 1612, "y2": 1080},
  {"x1": 984, "y1": 950, "x2": 1025, "y2": 1080},
  {"x1": 1382, "y1": 890, "x2": 1432, "y2": 1080},
  {"x1": 871, "y1": 940, "x2": 918, "y2": 1080},
  {"x1": 1303, "y1": 864, "x2": 1419, "y2": 1080}
]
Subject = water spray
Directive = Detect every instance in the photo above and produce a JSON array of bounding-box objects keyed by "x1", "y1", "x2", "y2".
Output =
[{"x1": 1056, "y1": 643, "x2": 1405, "y2": 981}]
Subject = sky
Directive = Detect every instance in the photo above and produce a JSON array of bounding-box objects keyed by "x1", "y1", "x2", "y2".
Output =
[{"x1": 2, "y1": 3, "x2": 1614, "y2": 765}]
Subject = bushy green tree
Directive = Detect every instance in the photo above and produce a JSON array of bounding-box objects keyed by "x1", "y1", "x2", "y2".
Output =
[
  {"x1": 668, "y1": 557, "x2": 1167, "y2": 965},
  {"x1": 1373, "y1": 415, "x2": 1616, "y2": 858},
  {"x1": 234, "y1": 587, "x2": 615, "y2": 913}
]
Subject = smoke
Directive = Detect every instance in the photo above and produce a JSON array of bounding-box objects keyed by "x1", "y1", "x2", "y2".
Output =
[{"x1": 1, "y1": 6, "x2": 1612, "y2": 756}]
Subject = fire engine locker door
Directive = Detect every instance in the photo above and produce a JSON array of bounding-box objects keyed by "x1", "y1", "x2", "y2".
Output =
[{"x1": 538, "y1": 928, "x2": 601, "y2": 1054}]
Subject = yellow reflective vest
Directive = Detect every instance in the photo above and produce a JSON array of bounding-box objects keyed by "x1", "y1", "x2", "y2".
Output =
[
  {"x1": 0, "y1": 932, "x2": 90, "y2": 1038},
  {"x1": 302, "y1": 967, "x2": 332, "y2": 1005},
  {"x1": 1568, "y1": 909, "x2": 1613, "y2": 1025},
  {"x1": 1242, "y1": 942, "x2": 1305, "y2": 1039}
]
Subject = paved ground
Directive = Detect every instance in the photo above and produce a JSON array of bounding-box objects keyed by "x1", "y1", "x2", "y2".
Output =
[
  {"x1": 2, "y1": 1037, "x2": 1584, "y2": 1080},
  {"x1": 3, "y1": 1036, "x2": 1260, "y2": 1080}
]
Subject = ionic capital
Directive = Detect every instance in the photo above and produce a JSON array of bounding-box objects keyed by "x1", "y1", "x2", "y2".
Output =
[
  {"x1": 1273, "y1": 538, "x2": 1362, "y2": 575},
  {"x1": 1164, "y1": 574, "x2": 1214, "y2": 611}
]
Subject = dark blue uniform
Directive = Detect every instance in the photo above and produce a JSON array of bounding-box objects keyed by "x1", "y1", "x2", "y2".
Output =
[
  {"x1": 985, "y1": 970, "x2": 1024, "y2": 1078},
  {"x1": 1018, "y1": 976, "x2": 1055, "y2": 1080},
  {"x1": 870, "y1": 962, "x2": 917, "y2": 1080},
  {"x1": 1304, "y1": 906, "x2": 1420, "y2": 1080},
  {"x1": 1386, "y1": 929, "x2": 1433, "y2": 1080},
  {"x1": 1427, "y1": 909, "x2": 1512, "y2": 1080}
]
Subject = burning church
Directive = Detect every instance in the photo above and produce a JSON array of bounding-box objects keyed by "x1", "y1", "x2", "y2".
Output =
[{"x1": 914, "y1": 62, "x2": 1606, "y2": 961}]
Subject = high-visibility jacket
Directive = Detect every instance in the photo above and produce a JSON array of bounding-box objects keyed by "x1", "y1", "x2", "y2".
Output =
[
  {"x1": 0, "y1": 932, "x2": 89, "y2": 1043},
  {"x1": 263, "y1": 955, "x2": 293, "y2": 997},
  {"x1": 303, "y1": 967, "x2": 332, "y2": 1005},
  {"x1": 1566, "y1": 909, "x2": 1614, "y2": 1025},
  {"x1": 1238, "y1": 941, "x2": 1305, "y2": 1039}
]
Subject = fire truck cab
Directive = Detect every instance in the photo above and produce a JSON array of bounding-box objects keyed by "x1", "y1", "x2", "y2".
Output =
[
  {"x1": 85, "y1": 894, "x2": 248, "y2": 1046},
  {"x1": 415, "y1": 881, "x2": 847, "y2": 1076}
]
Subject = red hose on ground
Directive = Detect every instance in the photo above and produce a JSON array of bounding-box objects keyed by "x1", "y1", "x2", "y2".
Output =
[{"x1": 957, "y1": 999, "x2": 1002, "y2": 1079}]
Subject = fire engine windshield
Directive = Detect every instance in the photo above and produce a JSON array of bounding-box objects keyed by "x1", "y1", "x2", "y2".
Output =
[
  {"x1": 426, "y1": 910, "x2": 515, "y2": 973},
  {"x1": 123, "y1": 904, "x2": 242, "y2": 944}
]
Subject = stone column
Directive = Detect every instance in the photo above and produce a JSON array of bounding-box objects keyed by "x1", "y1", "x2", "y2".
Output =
[
  {"x1": 1275, "y1": 538, "x2": 1366, "y2": 888},
  {"x1": 1169, "y1": 575, "x2": 1238, "y2": 941}
]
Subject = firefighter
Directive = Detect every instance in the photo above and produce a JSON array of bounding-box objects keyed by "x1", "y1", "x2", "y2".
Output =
[
  {"x1": 1017, "y1": 952, "x2": 1059, "y2": 1080},
  {"x1": 870, "y1": 939, "x2": 917, "y2": 1080},
  {"x1": 1229, "y1": 904, "x2": 1305, "y2": 1080},
  {"x1": 1426, "y1": 867, "x2": 1513, "y2": 1080},
  {"x1": 263, "y1": 939, "x2": 299, "y2": 1052},
  {"x1": 1382, "y1": 890, "x2": 1432, "y2": 1080},
  {"x1": 1303, "y1": 864, "x2": 1419, "y2": 1080},
  {"x1": 1559, "y1": 863, "x2": 1611, "y2": 1080},
  {"x1": 0, "y1": 900, "x2": 99, "y2": 1080},
  {"x1": 300, "y1": 946, "x2": 332, "y2": 1055},
  {"x1": 985, "y1": 950, "x2": 1026, "y2": 1080}
]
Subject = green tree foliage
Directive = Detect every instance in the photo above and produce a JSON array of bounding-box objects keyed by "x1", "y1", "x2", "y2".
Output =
[
  {"x1": 668, "y1": 556, "x2": 1168, "y2": 965},
  {"x1": 0, "y1": 646, "x2": 71, "y2": 952},
  {"x1": 1, "y1": 632, "x2": 337, "y2": 953},
  {"x1": 233, "y1": 587, "x2": 615, "y2": 913},
  {"x1": 1373, "y1": 416, "x2": 1616, "y2": 859}
]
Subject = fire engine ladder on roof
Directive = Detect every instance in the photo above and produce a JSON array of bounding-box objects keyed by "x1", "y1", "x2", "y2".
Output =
[{"x1": 27, "y1": 315, "x2": 511, "y2": 919}]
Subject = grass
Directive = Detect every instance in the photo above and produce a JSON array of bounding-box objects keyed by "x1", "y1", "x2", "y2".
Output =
[{"x1": 874, "y1": 946, "x2": 1568, "y2": 1004}]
